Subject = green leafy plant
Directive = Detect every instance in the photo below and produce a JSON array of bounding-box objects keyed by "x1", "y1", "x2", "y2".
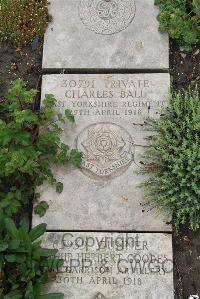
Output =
[
  {"x1": 155, "y1": 0, "x2": 200, "y2": 51},
  {"x1": 0, "y1": 213, "x2": 64, "y2": 298},
  {"x1": 193, "y1": 0, "x2": 200, "y2": 18},
  {"x1": 141, "y1": 90, "x2": 200, "y2": 230},
  {"x1": 0, "y1": 0, "x2": 52, "y2": 46},
  {"x1": 0, "y1": 79, "x2": 82, "y2": 296},
  {"x1": 0, "y1": 79, "x2": 81, "y2": 218}
]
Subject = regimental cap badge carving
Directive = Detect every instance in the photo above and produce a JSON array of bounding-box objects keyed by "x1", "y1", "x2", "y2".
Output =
[
  {"x1": 79, "y1": 0, "x2": 136, "y2": 35},
  {"x1": 76, "y1": 122, "x2": 135, "y2": 180},
  {"x1": 93, "y1": 292, "x2": 108, "y2": 299}
]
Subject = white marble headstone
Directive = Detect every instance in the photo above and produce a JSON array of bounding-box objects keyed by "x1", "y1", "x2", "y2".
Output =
[
  {"x1": 42, "y1": 232, "x2": 174, "y2": 299},
  {"x1": 42, "y1": 0, "x2": 169, "y2": 70},
  {"x1": 32, "y1": 73, "x2": 171, "y2": 231}
]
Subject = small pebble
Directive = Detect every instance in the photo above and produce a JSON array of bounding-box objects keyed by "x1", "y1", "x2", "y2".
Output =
[
  {"x1": 193, "y1": 49, "x2": 200, "y2": 56},
  {"x1": 180, "y1": 53, "x2": 186, "y2": 59}
]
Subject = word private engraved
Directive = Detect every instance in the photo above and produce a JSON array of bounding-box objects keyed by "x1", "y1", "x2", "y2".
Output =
[
  {"x1": 76, "y1": 122, "x2": 134, "y2": 179},
  {"x1": 79, "y1": 0, "x2": 136, "y2": 35}
]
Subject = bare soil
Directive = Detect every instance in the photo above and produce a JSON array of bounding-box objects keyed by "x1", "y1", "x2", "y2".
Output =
[
  {"x1": 0, "y1": 39, "x2": 43, "y2": 99},
  {"x1": 170, "y1": 41, "x2": 200, "y2": 91},
  {"x1": 170, "y1": 41, "x2": 200, "y2": 299}
]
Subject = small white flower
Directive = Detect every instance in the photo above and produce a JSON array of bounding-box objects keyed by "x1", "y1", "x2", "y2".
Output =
[{"x1": 189, "y1": 295, "x2": 199, "y2": 299}]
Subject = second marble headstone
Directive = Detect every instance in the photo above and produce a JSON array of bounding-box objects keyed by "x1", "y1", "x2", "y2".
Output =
[{"x1": 32, "y1": 73, "x2": 171, "y2": 231}]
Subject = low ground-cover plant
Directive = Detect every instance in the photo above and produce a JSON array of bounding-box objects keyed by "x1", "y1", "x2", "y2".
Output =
[
  {"x1": 141, "y1": 90, "x2": 200, "y2": 230},
  {"x1": 155, "y1": 0, "x2": 200, "y2": 51},
  {"x1": 0, "y1": 0, "x2": 52, "y2": 46},
  {"x1": 0, "y1": 215, "x2": 63, "y2": 299},
  {"x1": 0, "y1": 80, "x2": 82, "y2": 297}
]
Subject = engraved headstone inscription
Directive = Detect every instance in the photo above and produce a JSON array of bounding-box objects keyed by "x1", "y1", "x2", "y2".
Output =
[
  {"x1": 37, "y1": 0, "x2": 174, "y2": 296},
  {"x1": 42, "y1": 0, "x2": 169, "y2": 70},
  {"x1": 32, "y1": 73, "x2": 171, "y2": 231},
  {"x1": 42, "y1": 232, "x2": 174, "y2": 299}
]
